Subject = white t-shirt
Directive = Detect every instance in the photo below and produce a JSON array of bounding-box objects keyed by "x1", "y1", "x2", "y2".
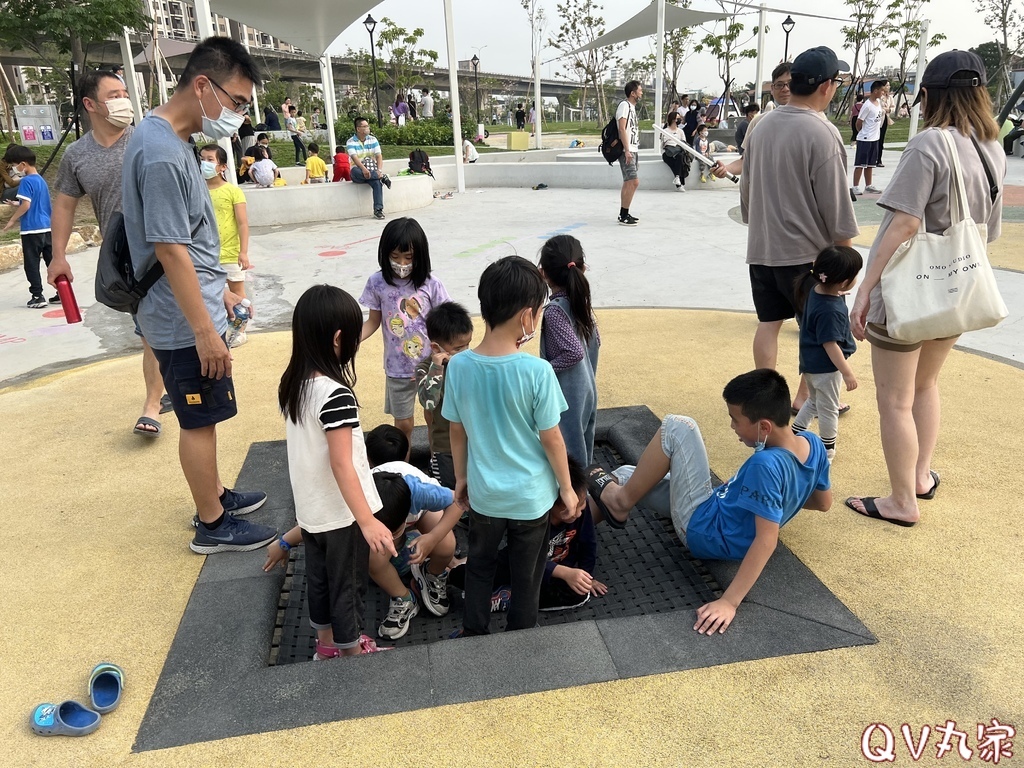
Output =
[
  {"x1": 463, "y1": 139, "x2": 479, "y2": 162},
  {"x1": 615, "y1": 100, "x2": 639, "y2": 151},
  {"x1": 420, "y1": 93, "x2": 434, "y2": 118},
  {"x1": 285, "y1": 376, "x2": 382, "y2": 534},
  {"x1": 857, "y1": 99, "x2": 883, "y2": 142},
  {"x1": 251, "y1": 158, "x2": 277, "y2": 187}
]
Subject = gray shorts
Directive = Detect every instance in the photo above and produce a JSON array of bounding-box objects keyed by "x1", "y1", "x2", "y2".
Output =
[
  {"x1": 618, "y1": 151, "x2": 639, "y2": 181},
  {"x1": 384, "y1": 376, "x2": 417, "y2": 420}
]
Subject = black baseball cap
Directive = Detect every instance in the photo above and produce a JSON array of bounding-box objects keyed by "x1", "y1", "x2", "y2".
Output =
[
  {"x1": 790, "y1": 46, "x2": 850, "y2": 87},
  {"x1": 912, "y1": 50, "x2": 987, "y2": 105}
]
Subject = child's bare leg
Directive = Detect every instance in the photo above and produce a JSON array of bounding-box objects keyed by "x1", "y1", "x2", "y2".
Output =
[
  {"x1": 416, "y1": 511, "x2": 455, "y2": 575},
  {"x1": 227, "y1": 279, "x2": 246, "y2": 299},
  {"x1": 394, "y1": 416, "x2": 414, "y2": 458},
  {"x1": 369, "y1": 550, "x2": 411, "y2": 598},
  {"x1": 601, "y1": 432, "x2": 671, "y2": 519}
]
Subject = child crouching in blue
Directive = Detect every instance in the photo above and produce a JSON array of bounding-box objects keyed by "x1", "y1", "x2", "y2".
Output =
[{"x1": 588, "y1": 369, "x2": 832, "y2": 635}]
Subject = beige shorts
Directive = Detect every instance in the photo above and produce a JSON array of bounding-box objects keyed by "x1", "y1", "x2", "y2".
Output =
[{"x1": 223, "y1": 261, "x2": 246, "y2": 283}]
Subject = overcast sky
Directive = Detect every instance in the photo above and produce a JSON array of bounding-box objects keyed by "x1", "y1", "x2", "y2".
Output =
[{"x1": 326, "y1": 0, "x2": 996, "y2": 92}]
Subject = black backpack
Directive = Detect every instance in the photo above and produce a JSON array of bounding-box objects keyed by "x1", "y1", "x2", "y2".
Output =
[
  {"x1": 94, "y1": 210, "x2": 165, "y2": 314},
  {"x1": 599, "y1": 111, "x2": 624, "y2": 165},
  {"x1": 408, "y1": 148, "x2": 433, "y2": 177}
]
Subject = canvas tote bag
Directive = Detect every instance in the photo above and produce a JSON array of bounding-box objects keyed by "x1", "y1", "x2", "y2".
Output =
[{"x1": 880, "y1": 129, "x2": 1007, "y2": 343}]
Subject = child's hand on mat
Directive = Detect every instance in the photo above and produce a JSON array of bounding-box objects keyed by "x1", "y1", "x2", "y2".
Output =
[
  {"x1": 262, "y1": 541, "x2": 289, "y2": 572},
  {"x1": 561, "y1": 568, "x2": 594, "y2": 595},
  {"x1": 843, "y1": 372, "x2": 858, "y2": 391},
  {"x1": 361, "y1": 518, "x2": 399, "y2": 557},
  {"x1": 590, "y1": 578, "x2": 608, "y2": 597},
  {"x1": 407, "y1": 532, "x2": 438, "y2": 564},
  {"x1": 694, "y1": 598, "x2": 736, "y2": 635}
]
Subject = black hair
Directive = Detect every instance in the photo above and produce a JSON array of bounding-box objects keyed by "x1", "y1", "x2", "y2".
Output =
[
  {"x1": 78, "y1": 69, "x2": 123, "y2": 103},
  {"x1": 297, "y1": 109, "x2": 303, "y2": 116},
  {"x1": 256, "y1": 132, "x2": 269, "y2": 142},
  {"x1": 378, "y1": 217, "x2": 432, "y2": 288},
  {"x1": 771, "y1": 62, "x2": 792, "y2": 81},
  {"x1": 664, "y1": 110, "x2": 680, "y2": 127},
  {"x1": 5, "y1": 145, "x2": 35, "y2": 165},
  {"x1": 793, "y1": 245, "x2": 863, "y2": 313},
  {"x1": 567, "y1": 455, "x2": 587, "y2": 494},
  {"x1": 278, "y1": 284, "x2": 363, "y2": 423},
  {"x1": 539, "y1": 235, "x2": 596, "y2": 343},
  {"x1": 624, "y1": 80, "x2": 642, "y2": 98},
  {"x1": 354, "y1": 116, "x2": 368, "y2": 128},
  {"x1": 871, "y1": 79, "x2": 889, "y2": 92},
  {"x1": 790, "y1": 71, "x2": 837, "y2": 97},
  {"x1": 478, "y1": 256, "x2": 548, "y2": 328},
  {"x1": 743, "y1": 102, "x2": 760, "y2": 115},
  {"x1": 288, "y1": 105, "x2": 297, "y2": 114},
  {"x1": 425, "y1": 301, "x2": 473, "y2": 346},
  {"x1": 178, "y1": 36, "x2": 262, "y2": 89},
  {"x1": 373, "y1": 472, "x2": 412, "y2": 533},
  {"x1": 308, "y1": 142, "x2": 319, "y2": 154},
  {"x1": 723, "y1": 369, "x2": 792, "y2": 427},
  {"x1": 200, "y1": 143, "x2": 228, "y2": 164},
  {"x1": 364, "y1": 424, "x2": 409, "y2": 467},
  {"x1": 253, "y1": 145, "x2": 269, "y2": 160}
]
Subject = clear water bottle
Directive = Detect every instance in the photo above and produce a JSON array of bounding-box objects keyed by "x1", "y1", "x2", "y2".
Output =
[{"x1": 227, "y1": 299, "x2": 251, "y2": 347}]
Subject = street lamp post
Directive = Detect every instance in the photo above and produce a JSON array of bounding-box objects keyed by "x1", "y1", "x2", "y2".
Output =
[
  {"x1": 364, "y1": 14, "x2": 383, "y2": 128},
  {"x1": 782, "y1": 15, "x2": 795, "y2": 62},
  {"x1": 471, "y1": 54, "x2": 481, "y2": 126}
]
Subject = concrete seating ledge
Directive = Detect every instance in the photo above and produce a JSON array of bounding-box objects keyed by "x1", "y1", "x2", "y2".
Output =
[{"x1": 243, "y1": 172, "x2": 433, "y2": 226}]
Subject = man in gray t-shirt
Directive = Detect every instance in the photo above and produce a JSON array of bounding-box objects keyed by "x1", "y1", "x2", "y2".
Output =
[
  {"x1": 46, "y1": 69, "x2": 171, "y2": 437},
  {"x1": 122, "y1": 36, "x2": 276, "y2": 556},
  {"x1": 740, "y1": 47, "x2": 858, "y2": 404}
]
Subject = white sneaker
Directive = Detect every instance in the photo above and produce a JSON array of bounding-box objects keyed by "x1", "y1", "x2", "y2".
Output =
[
  {"x1": 864, "y1": 185, "x2": 883, "y2": 194},
  {"x1": 672, "y1": 175, "x2": 680, "y2": 186},
  {"x1": 676, "y1": 184, "x2": 686, "y2": 192},
  {"x1": 851, "y1": 186, "x2": 861, "y2": 195}
]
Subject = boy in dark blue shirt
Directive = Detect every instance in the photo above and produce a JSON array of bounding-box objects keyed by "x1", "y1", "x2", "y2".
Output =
[
  {"x1": 589, "y1": 369, "x2": 832, "y2": 635},
  {"x1": 2, "y1": 145, "x2": 54, "y2": 308}
]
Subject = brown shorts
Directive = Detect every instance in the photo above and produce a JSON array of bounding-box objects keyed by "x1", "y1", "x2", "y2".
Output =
[{"x1": 865, "y1": 322, "x2": 957, "y2": 352}]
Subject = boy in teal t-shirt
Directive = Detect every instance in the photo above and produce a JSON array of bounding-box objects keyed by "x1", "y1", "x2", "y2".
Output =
[{"x1": 443, "y1": 256, "x2": 576, "y2": 636}]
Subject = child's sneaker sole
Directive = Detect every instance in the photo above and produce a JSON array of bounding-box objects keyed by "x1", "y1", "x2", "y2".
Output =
[{"x1": 188, "y1": 535, "x2": 276, "y2": 554}]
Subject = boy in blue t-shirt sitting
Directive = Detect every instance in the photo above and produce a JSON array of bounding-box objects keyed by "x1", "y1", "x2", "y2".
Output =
[
  {"x1": 2, "y1": 145, "x2": 55, "y2": 308},
  {"x1": 443, "y1": 256, "x2": 578, "y2": 636},
  {"x1": 589, "y1": 369, "x2": 832, "y2": 635}
]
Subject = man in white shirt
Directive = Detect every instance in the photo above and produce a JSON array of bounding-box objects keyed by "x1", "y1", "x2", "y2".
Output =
[
  {"x1": 420, "y1": 88, "x2": 434, "y2": 119},
  {"x1": 615, "y1": 80, "x2": 643, "y2": 226},
  {"x1": 852, "y1": 80, "x2": 887, "y2": 194}
]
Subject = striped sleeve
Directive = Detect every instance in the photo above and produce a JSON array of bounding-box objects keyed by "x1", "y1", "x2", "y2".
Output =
[{"x1": 319, "y1": 386, "x2": 360, "y2": 431}]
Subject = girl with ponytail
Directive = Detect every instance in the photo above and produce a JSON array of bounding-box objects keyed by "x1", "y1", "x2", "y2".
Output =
[{"x1": 539, "y1": 235, "x2": 600, "y2": 465}]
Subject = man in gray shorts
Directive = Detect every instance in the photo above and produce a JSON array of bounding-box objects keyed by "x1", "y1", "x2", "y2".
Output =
[
  {"x1": 47, "y1": 69, "x2": 170, "y2": 437},
  {"x1": 615, "y1": 80, "x2": 642, "y2": 226}
]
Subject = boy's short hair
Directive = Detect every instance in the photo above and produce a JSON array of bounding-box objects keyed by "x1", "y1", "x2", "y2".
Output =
[
  {"x1": 373, "y1": 472, "x2": 411, "y2": 533},
  {"x1": 365, "y1": 424, "x2": 409, "y2": 466},
  {"x1": 354, "y1": 116, "x2": 368, "y2": 128},
  {"x1": 5, "y1": 144, "x2": 36, "y2": 166},
  {"x1": 425, "y1": 301, "x2": 473, "y2": 346},
  {"x1": 478, "y1": 256, "x2": 547, "y2": 328},
  {"x1": 308, "y1": 142, "x2": 319, "y2": 154},
  {"x1": 722, "y1": 369, "x2": 791, "y2": 427},
  {"x1": 743, "y1": 102, "x2": 760, "y2": 116},
  {"x1": 289, "y1": 105, "x2": 297, "y2": 114},
  {"x1": 624, "y1": 80, "x2": 642, "y2": 98},
  {"x1": 871, "y1": 79, "x2": 889, "y2": 92},
  {"x1": 178, "y1": 35, "x2": 262, "y2": 89}
]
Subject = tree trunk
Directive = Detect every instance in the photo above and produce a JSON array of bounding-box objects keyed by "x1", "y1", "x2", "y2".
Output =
[{"x1": 70, "y1": 33, "x2": 92, "y2": 134}]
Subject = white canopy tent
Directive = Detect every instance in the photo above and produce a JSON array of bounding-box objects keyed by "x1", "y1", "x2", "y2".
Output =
[{"x1": 569, "y1": 1, "x2": 728, "y2": 127}]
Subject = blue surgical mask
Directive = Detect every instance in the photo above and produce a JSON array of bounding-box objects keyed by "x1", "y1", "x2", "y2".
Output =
[
  {"x1": 200, "y1": 160, "x2": 219, "y2": 179},
  {"x1": 200, "y1": 85, "x2": 245, "y2": 140}
]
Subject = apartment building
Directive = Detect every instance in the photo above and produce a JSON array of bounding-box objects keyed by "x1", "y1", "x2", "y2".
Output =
[{"x1": 145, "y1": 0, "x2": 298, "y2": 52}]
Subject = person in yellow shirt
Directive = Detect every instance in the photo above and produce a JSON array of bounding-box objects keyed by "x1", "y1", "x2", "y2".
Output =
[
  {"x1": 305, "y1": 142, "x2": 328, "y2": 184},
  {"x1": 200, "y1": 144, "x2": 252, "y2": 321}
]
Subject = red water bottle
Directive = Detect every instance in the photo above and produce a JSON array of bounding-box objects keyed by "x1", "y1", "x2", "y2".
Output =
[{"x1": 55, "y1": 275, "x2": 82, "y2": 324}]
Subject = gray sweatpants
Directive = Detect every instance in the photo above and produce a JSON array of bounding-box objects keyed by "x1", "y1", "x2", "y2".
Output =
[{"x1": 793, "y1": 371, "x2": 842, "y2": 452}]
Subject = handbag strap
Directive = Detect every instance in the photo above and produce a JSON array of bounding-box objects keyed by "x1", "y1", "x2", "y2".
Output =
[
  {"x1": 938, "y1": 129, "x2": 971, "y2": 225},
  {"x1": 969, "y1": 135, "x2": 1000, "y2": 204}
]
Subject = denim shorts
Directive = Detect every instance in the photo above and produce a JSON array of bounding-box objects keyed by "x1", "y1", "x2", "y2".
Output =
[{"x1": 151, "y1": 341, "x2": 238, "y2": 430}]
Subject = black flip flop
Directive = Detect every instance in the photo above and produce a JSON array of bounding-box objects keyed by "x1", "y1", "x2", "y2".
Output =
[
  {"x1": 586, "y1": 466, "x2": 629, "y2": 529},
  {"x1": 159, "y1": 394, "x2": 173, "y2": 414},
  {"x1": 133, "y1": 416, "x2": 161, "y2": 437},
  {"x1": 916, "y1": 470, "x2": 940, "y2": 500},
  {"x1": 844, "y1": 496, "x2": 916, "y2": 527}
]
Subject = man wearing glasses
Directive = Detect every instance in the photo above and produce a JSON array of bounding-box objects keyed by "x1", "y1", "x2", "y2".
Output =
[
  {"x1": 739, "y1": 47, "x2": 858, "y2": 405},
  {"x1": 713, "y1": 63, "x2": 792, "y2": 179},
  {"x1": 122, "y1": 37, "x2": 277, "y2": 555}
]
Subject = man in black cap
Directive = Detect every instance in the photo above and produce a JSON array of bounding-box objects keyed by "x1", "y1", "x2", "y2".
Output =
[{"x1": 740, "y1": 46, "x2": 859, "y2": 411}]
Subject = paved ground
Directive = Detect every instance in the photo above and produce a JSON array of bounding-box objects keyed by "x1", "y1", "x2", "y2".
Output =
[{"x1": 1, "y1": 146, "x2": 1022, "y2": 767}]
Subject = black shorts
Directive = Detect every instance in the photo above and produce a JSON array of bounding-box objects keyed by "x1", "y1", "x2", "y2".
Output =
[
  {"x1": 749, "y1": 262, "x2": 813, "y2": 322},
  {"x1": 152, "y1": 341, "x2": 238, "y2": 430},
  {"x1": 854, "y1": 139, "x2": 881, "y2": 167}
]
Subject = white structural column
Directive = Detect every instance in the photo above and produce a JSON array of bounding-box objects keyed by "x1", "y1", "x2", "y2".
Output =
[
  {"x1": 908, "y1": 19, "x2": 929, "y2": 139},
  {"x1": 655, "y1": 0, "x2": 666, "y2": 123},
  {"x1": 533, "y1": 52, "x2": 542, "y2": 149},
  {"x1": 323, "y1": 54, "x2": 338, "y2": 158},
  {"x1": 754, "y1": 4, "x2": 766, "y2": 107},
  {"x1": 120, "y1": 28, "x2": 143, "y2": 121},
  {"x1": 442, "y1": 0, "x2": 466, "y2": 193},
  {"x1": 192, "y1": 0, "x2": 237, "y2": 183},
  {"x1": 240, "y1": 24, "x2": 260, "y2": 120}
]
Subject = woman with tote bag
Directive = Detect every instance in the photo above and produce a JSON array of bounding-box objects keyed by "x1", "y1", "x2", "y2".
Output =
[{"x1": 847, "y1": 50, "x2": 1006, "y2": 526}]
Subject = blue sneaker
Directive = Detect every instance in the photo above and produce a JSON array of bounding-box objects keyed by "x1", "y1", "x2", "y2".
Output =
[
  {"x1": 189, "y1": 514, "x2": 277, "y2": 554},
  {"x1": 220, "y1": 487, "x2": 267, "y2": 516}
]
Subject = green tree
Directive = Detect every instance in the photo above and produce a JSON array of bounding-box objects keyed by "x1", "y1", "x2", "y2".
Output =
[
  {"x1": 978, "y1": 0, "x2": 1024, "y2": 103},
  {"x1": 970, "y1": 41, "x2": 1006, "y2": 98},
  {"x1": 664, "y1": 0, "x2": 698, "y2": 103},
  {"x1": 548, "y1": 0, "x2": 623, "y2": 123},
  {"x1": 373, "y1": 17, "x2": 439, "y2": 105},
  {"x1": 694, "y1": 2, "x2": 757, "y2": 113},
  {"x1": 879, "y1": 0, "x2": 946, "y2": 113},
  {"x1": 261, "y1": 71, "x2": 288, "y2": 113},
  {"x1": 840, "y1": 0, "x2": 885, "y2": 116}
]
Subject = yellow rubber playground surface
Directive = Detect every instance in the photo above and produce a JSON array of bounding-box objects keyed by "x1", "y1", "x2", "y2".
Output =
[{"x1": 1, "y1": 309, "x2": 1021, "y2": 767}]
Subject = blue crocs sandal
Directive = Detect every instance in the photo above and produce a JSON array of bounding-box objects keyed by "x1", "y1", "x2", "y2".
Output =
[
  {"x1": 89, "y1": 663, "x2": 124, "y2": 714},
  {"x1": 31, "y1": 701, "x2": 101, "y2": 736}
]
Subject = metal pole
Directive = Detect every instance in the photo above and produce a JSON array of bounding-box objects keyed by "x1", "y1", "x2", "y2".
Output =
[
  {"x1": 754, "y1": 4, "x2": 765, "y2": 108},
  {"x1": 784, "y1": 32, "x2": 790, "y2": 63},
  {"x1": 655, "y1": 0, "x2": 665, "y2": 124},
  {"x1": 908, "y1": 19, "x2": 928, "y2": 139},
  {"x1": 324, "y1": 54, "x2": 338, "y2": 158},
  {"x1": 442, "y1": 0, "x2": 466, "y2": 193},
  {"x1": 240, "y1": 25, "x2": 260, "y2": 121},
  {"x1": 474, "y1": 65, "x2": 480, "y2": 125},
  {"x1": 120, "y1": 28, "x2": 143, "y2": 122},
  {"x1": 369, "y1": 34, "x2": 383, "y2": 127},
  {"x1": 533, "y1": 49, "x2": 542, "y2": 149}
]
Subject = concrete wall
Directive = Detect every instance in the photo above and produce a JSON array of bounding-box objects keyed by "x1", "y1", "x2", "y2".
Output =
[{"x1": 244, "y1": 174, "x2": 433, "y2": 226}]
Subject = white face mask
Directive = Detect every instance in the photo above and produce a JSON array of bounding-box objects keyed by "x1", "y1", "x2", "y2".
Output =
[
  {"x1": 200, "y1": 85, "x2": 245, "y2": 140},
  {"x1": 200, "y1": 160, "x2": 219, "y2": 179},
  {"x1": 104, "y1": 97, "x2": 134, "y2": 128},
  {"x1": 753, "y1": 424, "x2": 767, "y2": 452},
  {"x1": 516, "y1": 311, "x2": 537, "y2": 349},
  {"x1": 390, "y1": 260, "x2": 413, "y2": 279}
]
